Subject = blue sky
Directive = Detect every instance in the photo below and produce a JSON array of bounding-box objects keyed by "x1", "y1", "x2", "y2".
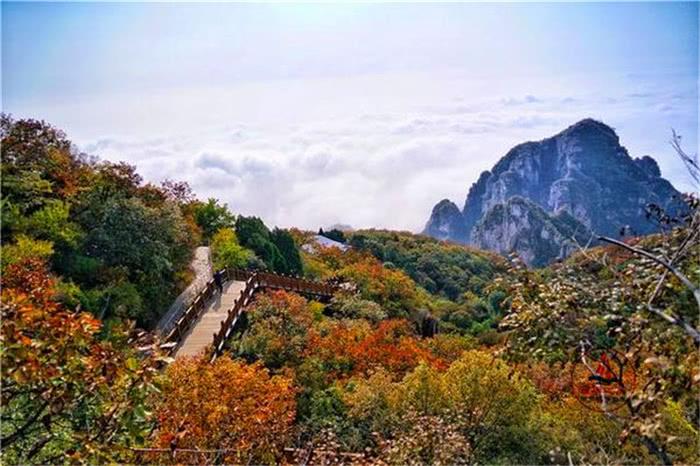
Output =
[{"x1": 2, "y1": 2, "x2": 698, "y2": 230}]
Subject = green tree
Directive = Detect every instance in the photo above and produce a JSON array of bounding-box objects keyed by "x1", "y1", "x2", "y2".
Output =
[
  {"x1": 271, "y1": 227, "x2": 303, "y2": 275},
  {"x1": 319, "y1": 228, "x2": 346, "y2": 243},
  {"x1": 193, "y1": 198, "x2": 235, "y2": 243},
  {"x1": 80, "y1": 197, "x2": 191, "y2": 326},
  {"x1": 235, "y1": 216, "x2": 289, "y2": 273},
  {"x1": 210, "y1": 228, "x2": 254, "y2": 270},
  {"x1": 347, "y1": 229, "x2": 505, "y2": 301},
  {"x1": 21, "y1": 200, "x2": 82, "y2": 248}
]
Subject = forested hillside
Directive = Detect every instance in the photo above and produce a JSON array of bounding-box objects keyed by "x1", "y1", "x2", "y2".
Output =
[
  {"x1": 2, "y1": 117, "x2": 698, "y2": 465},
  {"x1": 1, "y1": 115, "x2": 198, "y2": 328},
  {"x1": 1, "y1": 115, "x2": 305, "y2": 329}
]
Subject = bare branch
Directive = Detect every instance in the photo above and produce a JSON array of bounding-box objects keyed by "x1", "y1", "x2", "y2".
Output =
[
  {"x1": 671, "y1": 129, "x2": 699, "y2": 187},
  {"x1": 598, "y1": 236, "x2": 699, "y2": 304},
  {"x1": 599, "y1": 236, "x2": 700, "y2": 345},
  {"x1": 580, "y1": 341, "x2": 610, "y2": 416},
  {"x1": 647, "y1": 304, "x2": 700, "y2": 346}
]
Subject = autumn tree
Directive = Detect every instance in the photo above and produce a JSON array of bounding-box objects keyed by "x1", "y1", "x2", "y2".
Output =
[
  {"x1": 1, "y1": 258, "x2": 163, "y2": 464},
  {"x1": 152, "y1": 356, "x2": 296, "y2": 464},
  {"x1": 337, "y1": 256, "x2": 421, "y2": 317},
  {"x1": 502, "y1": 220, "x2": 699, "y2": 464},
  {"x1": 237, "y1": 290, "x2": 321, "y2": 369},
  {"x1": 342, "y1": 351, "x2": 544, "y2": 463}
]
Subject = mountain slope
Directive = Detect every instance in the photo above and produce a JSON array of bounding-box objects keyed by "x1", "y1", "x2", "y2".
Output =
[
  {"x1": 423, "y1": 119, "x2": 682, "y2": 265},
  {"x1": 471, "y1": 196, "x2": 591, "y2": 267}
]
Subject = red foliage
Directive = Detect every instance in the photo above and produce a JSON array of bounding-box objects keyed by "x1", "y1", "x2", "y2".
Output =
[
  {"x1": 308, "y1": 319, "x2": 443, "y2": 378},
  {"x1": 153, "y1": 356, "x2": 296, "y2": 464},
  {"x1": 355, "y1": 320, "x2": 443, "y2": 375},
  {"x1": 572, "y1": 353, "x2": 638, "y2": 403}
]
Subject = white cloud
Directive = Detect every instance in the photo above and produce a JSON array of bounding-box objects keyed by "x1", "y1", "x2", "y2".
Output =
[{"x1": 11, "y1": 69, "x2": 692, "y2": 232}]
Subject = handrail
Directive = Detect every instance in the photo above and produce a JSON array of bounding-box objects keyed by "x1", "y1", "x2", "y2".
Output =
[
  {"x1": 208, "y1": 270, "x2": 336, "y2": 362},
  {"x1": 160, "y1": 267, "x2": 337, "y2": 358},
  {"x1": 160, "y1": 267, "x2": 254, "y2": 355},
  {"x1": 161, "y1": 276, "x2": 218, "y2": 353}
]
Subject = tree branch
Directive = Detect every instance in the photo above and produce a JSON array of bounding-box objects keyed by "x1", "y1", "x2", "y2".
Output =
[
  {"x1": 647, "y1": 305, "x2": 700, "y2": 346},
  {"x1": 598, "y1": 236, "x2": 700, "y2": 310}
]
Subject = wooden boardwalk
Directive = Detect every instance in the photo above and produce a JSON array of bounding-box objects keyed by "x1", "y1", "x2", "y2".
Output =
[{"x1": 175, "y1": 280, "x2": 246, "y2": 358}]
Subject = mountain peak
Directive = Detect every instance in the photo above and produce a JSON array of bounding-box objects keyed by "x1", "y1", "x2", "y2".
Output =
[
  {"x1": 566, "y1": 117, "x2": 614, "y2": 132},
  {"x1": 423, "y1": 199, "x2": 466, "y2": 242},
  {"x1": 433, "y1": 199, "x2": 459, "y2": 210},
  {"x1": 559, "y1": 118, "x2": 619, "y2": 143},
  {"x1": 423, "y1": 119, "x2": 682, "y2": 265}
]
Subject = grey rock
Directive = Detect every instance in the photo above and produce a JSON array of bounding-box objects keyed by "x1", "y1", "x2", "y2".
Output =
[
  {"x1": 423, "y1": 199, "x2": 468, "y2": 242},
  {"x1": 423, "y1": 119, "x2": 683, "y2": 265},
  {"x1": 471, "y1": 197, "x2": 591, "y2": 267}
]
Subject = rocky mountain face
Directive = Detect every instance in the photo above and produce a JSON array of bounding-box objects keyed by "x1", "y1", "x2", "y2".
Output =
[
  {"x1": 423, "y1": 199, "x2": 468, "y2": 241},
  {"x1": 423, "y1": 119, "x2": 682, "y2": 266}
]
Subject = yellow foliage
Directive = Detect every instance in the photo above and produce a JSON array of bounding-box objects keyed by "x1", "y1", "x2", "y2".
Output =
[{"x1": 2, "y1": 234, "x2": 54, "y2": 270}]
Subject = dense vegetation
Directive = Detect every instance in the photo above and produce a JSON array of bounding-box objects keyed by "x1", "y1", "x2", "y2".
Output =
[
  {"x1": 2, "y1": 117, "x2": 698, "y2": 465},
  {"x1": 1, "y1": 115, "x2": 201, "y2": 328},
  {"x1": 1, "y1": 258, "x2": 165, "y2": 463},
  {"x1": 348, "y1": 229, "x2": 505, "y2": 300},
  {"x1": 344, "y1": 230, "x2": 510, "y2": 337},
  {"x1": 1, "y1": 115, "x2": 305, "y2": 329}
]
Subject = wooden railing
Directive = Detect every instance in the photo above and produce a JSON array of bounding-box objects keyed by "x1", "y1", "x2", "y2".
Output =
[
  {"x1": 160, "y1": 267, "x2": 336, "y2": 359},
  {"x1": 209, "y1": 271, "x2": 336, "y2": 362},
  {"x1": 161, "y1": 276, "x2": 219, "y2": 354}
]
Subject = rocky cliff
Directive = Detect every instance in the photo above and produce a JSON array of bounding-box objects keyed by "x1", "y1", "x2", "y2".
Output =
[
  {"x1": 423, "y1": 119, "x2": 682, "y2": 265},
  {"x1": 423, "y1": 199, "x2": 468, "y2": 241}
]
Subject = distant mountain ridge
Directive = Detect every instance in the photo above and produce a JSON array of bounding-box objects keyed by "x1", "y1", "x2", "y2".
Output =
[{"x1": 423, "y1": 119, "x2": 682, "y2": 266}]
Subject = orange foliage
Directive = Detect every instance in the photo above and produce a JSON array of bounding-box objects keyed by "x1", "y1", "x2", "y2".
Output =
[
  {"x1": 306, "y1": 321, "x2": 370, "y2": 378},
  {"x1": 2, "y1": 259, "x2": 103, "y2": 385},
  {"x1": 520, "y1": 362, "x2": 574, "y2": 399},
  {"x1": 309, "y1": 245, "x2": 420, "y2": 314},
  {"x1": 308, "y1": 319, "x2": 443, "y2": 378},
  {"x1": 338, "y1": 258, "x2": 419, "y2": 314},
  {"x1": 1, "y1": 258, "x2": 161, "y2": 463},
  {"x1": 154, "y1": 356, "x2": 296, "y2": 464},
  {"x1": 253, "y1": 289, "x2": 317, "y2": 326},
  {"x1": 2, "y1": 257, "x2": 58, "y2": 302},
  {"x1": 425, "y1": 334, "x2": 475, "y2": 366},
  {"x1": 572, "y1": 353, "x2": 638, "y2": 402},
  {"x1": 355, "y1": 320, "x2": 443, "y2": 374},
  {"x1": 312, "y1": 245, "x2": 354, "y2": 271}
]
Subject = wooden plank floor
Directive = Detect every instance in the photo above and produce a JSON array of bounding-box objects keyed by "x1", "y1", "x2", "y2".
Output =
[{"x1": 175, "y1": 280, "x2": 246, "y2": 358}]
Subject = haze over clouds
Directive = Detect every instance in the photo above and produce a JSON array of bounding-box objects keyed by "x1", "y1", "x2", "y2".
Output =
[{"x1": 3, "y1": 2, "x2": 698, "y2": 230}]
